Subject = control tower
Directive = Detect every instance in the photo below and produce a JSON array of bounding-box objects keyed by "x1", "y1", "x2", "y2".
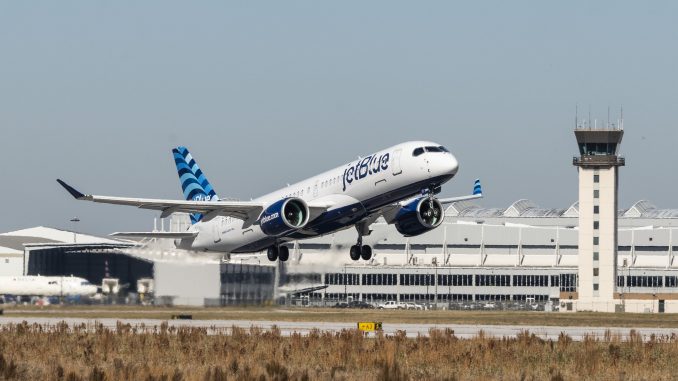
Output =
[{"x1": 573, "y1": 126, "x2": 625, "y2": 312}]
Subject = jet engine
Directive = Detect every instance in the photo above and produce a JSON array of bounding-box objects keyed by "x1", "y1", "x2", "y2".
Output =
[
  {"x1": 259, "y1": 198, "x2": 310, "y2": 236},
  {"x1": 394, "y1": 197, "x2": 444, "y2": 237}
]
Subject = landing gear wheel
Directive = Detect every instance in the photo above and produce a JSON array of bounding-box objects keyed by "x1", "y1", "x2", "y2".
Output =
[
  {"x1": 267, "y1": 246, "x2": 279, "y2": 262},
  {"x1": 349, "y1": 245, "x2": 361, "y2": 261},
  {"x1": 278, "y1": 246, "x2": 290, "y2": 262},
  {"x1": 360, "y1": 245, "x2": 372, "y2": 261}
]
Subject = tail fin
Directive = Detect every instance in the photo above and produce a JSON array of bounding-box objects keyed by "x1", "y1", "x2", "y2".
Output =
[
  {"x1": 473, "y1": 179, "x2": 482, "y2": 196},
  {"x1": 172, "y1": 146, "x2": 219, "y2": 224}
]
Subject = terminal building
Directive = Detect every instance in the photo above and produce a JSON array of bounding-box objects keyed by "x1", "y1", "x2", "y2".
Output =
[{"x1": 274, "y1": 197, "x2": 678, "y2": 312}]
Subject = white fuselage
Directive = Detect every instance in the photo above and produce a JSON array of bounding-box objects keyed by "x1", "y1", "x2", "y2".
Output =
[
  {"x1": 0, "y1": 276, "x2": 98, "y2": 297},
  {"x1": 189, "y1": 141, "x2": 459, "y2": 253}
]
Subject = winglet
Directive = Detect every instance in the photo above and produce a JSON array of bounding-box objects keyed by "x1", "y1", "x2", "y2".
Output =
[
  {"x1": 473, "y1": 179, "x2": 482, "y2": 196},
  {"x1": 56, "y1": 179, "x2": 85, "y2": 199}
]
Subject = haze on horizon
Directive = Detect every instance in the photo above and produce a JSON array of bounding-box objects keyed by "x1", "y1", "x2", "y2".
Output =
[{"x1": 1, "y1": 1, "x2": 677, "y2": 235}]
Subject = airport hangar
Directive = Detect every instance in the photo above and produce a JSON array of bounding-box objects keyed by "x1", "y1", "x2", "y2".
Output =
[
  {"x1": 0, "y1": 225, "x2": 275, "y2": 305},
  {"x1": 0, "y1": 125, "x2": 676, "y2": 312}
]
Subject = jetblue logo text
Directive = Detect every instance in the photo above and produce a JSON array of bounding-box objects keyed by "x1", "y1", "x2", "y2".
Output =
[
  {"x1": 261, "y1": 212, "x2": 279, "y2": 224},
  {"x1": 342, "y1": 153, "x2": 390, "y2": 191},
  {"x1": 192, "y1": 194, "x2": 217, "y2": 202}
]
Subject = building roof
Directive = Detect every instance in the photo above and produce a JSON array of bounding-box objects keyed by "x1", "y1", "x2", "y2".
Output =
[
  {"x1": 446, "y1": 200, "x2": 678, "y2": 219},
  {"x1": 0, "y1": 245, "x2": 23, "y2": 255},
  {"x1": 562, "y1": 202, "x2": 579, "y2": 218},
  {"x1": 0, "y1": 226, "x2": 129, "y2": 252},
  {"x1": 1, "y1": 226, "x2": 123, "y2": 245},
  {"x1": 0, "y1": 236, "x2": 59, "y2": 251}
]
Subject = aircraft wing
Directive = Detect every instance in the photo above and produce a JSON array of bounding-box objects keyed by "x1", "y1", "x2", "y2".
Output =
[
  {"x1": 57, "y1": 179, "x2": 264, "y2": 221},
  {"x1": 438, "y1": 179, "x2": 483, "y2": 204},
  {"x1": 438, "y1": 194, "x2": 482, "y2": 204}
]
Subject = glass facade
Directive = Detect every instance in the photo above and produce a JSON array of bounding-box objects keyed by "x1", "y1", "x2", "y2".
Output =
[{"x1": 220, "y1": 263, "x2": 275, "y2": 305}]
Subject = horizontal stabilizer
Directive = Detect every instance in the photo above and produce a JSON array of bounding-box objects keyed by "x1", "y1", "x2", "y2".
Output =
[{"x1": 110, "y1": 231, "x2": 198, "y2": 239}]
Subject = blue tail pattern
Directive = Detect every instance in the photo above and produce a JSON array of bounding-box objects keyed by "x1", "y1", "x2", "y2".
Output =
[
  {"x1": 473, "y1": 179, "x2": 482, "y2": 196},
  {"x1": 172, "y1": 146, "x2": 218, "y2": 224}
]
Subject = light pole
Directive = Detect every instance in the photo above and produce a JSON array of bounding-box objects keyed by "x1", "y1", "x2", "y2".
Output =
[{"x1": 70, "y1": 217, "x2": 80, "y2": 243}]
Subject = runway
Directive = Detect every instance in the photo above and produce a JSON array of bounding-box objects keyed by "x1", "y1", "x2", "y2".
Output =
[{"x1": 0, "y1": 317, "x2": 674, "y2": 341}]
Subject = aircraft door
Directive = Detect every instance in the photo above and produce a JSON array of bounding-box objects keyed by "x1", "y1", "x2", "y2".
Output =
[
  {"x1": 313, "y1": 180, "x2": 319, "y2": 197},
  {"x1": 392, "y1": 149, "x2": 403, "y2": 176}
]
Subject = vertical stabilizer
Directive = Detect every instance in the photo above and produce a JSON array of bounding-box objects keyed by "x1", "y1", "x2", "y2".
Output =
[{"x1": 172, "y1": 146, "x2": 219, "y2": 224}]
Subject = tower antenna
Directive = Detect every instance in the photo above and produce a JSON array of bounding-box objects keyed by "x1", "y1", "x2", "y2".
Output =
[{"x1": 620, "y1": 106, "x2": 624, "y2": 129}]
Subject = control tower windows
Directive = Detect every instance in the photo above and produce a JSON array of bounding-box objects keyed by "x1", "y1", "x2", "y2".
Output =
[{"x1": 578, "y1": 142, "x2": 617, "y2": 156}]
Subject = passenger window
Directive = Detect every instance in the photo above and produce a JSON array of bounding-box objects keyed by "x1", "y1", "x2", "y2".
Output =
[{"x1": 413, "y1": 147, "x2": 424, "y2": 156}]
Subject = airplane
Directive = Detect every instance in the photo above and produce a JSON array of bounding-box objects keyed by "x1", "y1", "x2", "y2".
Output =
[
  {"x1": 0, "y1": 275, "x2": 98, "y2": 297},
  {"x1": 57, "y1": 141, "x2": 482, "y2": 262}
]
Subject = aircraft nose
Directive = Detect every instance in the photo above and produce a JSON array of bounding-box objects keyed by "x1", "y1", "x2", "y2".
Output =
[{"x1": 445, "y1": 154, "x2": 459, "y2": 176}]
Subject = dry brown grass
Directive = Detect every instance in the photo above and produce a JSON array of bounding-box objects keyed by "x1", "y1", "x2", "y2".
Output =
[
  {"x1": 0, "y1": 322, "x2": 675, "y2": 380},
  {"x1": 5, "y1": 305, "x2": 678, "y2": 328}
]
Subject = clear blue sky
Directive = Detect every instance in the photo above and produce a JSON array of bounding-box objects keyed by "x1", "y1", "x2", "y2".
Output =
[{"x1": 1, "y1": 1, "x2": 677, "y2": 234}]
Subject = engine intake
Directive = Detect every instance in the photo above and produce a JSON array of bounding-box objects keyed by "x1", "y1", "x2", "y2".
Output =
[
  {"x1": 394, "y1": 197, "x2": 444, "y2": 237},
  {"x1": 259, "y1": 198, "x2": 310, "y2": 237}
]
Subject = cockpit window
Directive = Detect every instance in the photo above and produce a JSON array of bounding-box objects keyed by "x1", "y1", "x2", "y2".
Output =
[
  {"x1": 439, "y1": 146, "x2": 450, "y2": 153},
  {"x1": 81, "y1": 281, "x2": 92, "y2": 286},
  {"x1": 425, "y1": 146, "x2": 443, "y2": 153},
  {"x1": 412, "y1": 147, "x2": 425, "y2": 156}
]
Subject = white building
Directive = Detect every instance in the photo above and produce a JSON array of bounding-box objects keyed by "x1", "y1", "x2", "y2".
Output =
[{"x1": 263, "y1": 197, "x2": 678, "y2": 313}]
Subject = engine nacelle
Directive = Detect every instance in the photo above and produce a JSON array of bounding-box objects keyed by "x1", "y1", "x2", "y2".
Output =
[
  {"x1": 259, "y1": 198, "x2": 310, "y2": 237},
  {"x1": 394, "y1": 197, "x2": 444, "y2": 237}
]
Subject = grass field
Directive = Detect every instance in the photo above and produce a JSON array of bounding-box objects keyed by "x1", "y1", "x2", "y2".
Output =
[
  {"x1": 3, "y1": 305, "x2": 678, "y2": 328},
  {"x1": 0, "y1": 321, "x2": 675, "y2": 380}
]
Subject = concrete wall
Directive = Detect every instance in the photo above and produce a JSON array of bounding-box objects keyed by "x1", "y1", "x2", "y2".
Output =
[
  {"x1": 154, "y1": 260, "x2": 221, "y2": 306},
  {"x1": 0, "y1": 252, "x2": 23, "y2": 276}
]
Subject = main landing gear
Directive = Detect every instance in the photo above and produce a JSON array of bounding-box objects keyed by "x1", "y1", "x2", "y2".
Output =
[
  {"x1": 350, "y1": 221, "x2": 373, "y2": 261},
  {"x1": 349, "y1": 242, "x2": 372, "y2": 261},
  {"x1": 266, "y1": 245, "x2": 289, "y2": 262}
]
